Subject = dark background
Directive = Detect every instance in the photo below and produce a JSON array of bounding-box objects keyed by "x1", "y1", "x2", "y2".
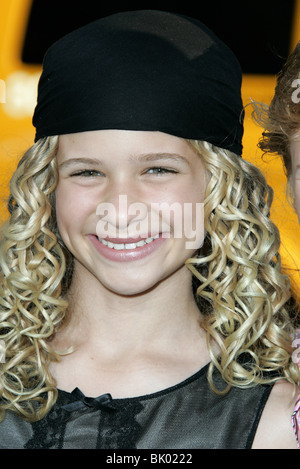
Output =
[{"x1": 22, "y1": 0, "x2": 296, "y2": 74}]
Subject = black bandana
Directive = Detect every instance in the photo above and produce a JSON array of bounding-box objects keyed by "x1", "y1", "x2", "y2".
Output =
[{"x1": 33, "y1": 10, "x2": 244, "y2": 155}]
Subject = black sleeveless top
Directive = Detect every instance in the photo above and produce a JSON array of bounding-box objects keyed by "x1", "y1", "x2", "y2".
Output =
[{"x1": 0, "y1": 364, "x2": 272, "y2": 449}]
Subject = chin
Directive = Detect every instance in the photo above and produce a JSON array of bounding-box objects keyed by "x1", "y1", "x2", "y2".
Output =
[
  {"x1": 99, "y1": 271, "x2": 167, "y2": 297},
  {"x1": 104, "y1": 281, "x2": 160, "y2": 297}
]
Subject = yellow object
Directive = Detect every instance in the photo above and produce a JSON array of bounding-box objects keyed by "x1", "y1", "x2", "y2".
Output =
[
  {"x1": 1, "y1": 0, "x2": 300, "y2": 294},
  {"x1": 0, "y1": 0, "x2": 40, "y2": 220}
]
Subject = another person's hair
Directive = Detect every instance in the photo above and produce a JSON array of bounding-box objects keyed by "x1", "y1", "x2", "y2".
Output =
[{"x1": 253, "y1": 42, "x2": 300, "y2": 198}]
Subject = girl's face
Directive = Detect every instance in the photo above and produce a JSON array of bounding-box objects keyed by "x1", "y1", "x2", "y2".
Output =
[{"x1": 56, "y1": 130, "x2": 207, "y2": 296}]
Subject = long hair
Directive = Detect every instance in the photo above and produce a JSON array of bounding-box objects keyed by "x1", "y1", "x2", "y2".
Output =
[
  {"x1": 186, "y1": 140, "x2": 298, "y2": 393},
  {"x1": 0, "y1": 137, "x2": 71, "y2": 421},
  {"x1": 0, "y1": 136, "x2": 298, "y2": 421}
]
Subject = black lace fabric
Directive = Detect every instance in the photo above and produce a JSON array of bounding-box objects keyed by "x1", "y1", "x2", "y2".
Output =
[
  {"x1": 0, "y1": 364, "x2": 273, "y2": 449},
  {"x1": 25, "y1": 389, "x2": 144, "y2": 449}
]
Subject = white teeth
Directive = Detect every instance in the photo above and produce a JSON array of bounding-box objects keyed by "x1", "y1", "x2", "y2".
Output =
[
  {"x1": 136, "y1": 240, "x2": 146, "y2": 247},
  {"x1": 125, "y1": 243, "x2": 138, "y2": 249},
  {"x1": 98, "y1": 234, "x2": 159, "y2": 250},
  {"x1": 114, "y1": 243, "x2": 125, "y2": 250}
]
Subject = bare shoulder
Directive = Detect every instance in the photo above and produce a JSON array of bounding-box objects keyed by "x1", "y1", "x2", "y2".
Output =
[{"x1": 252, "y1": 380, "x2": 298, "y2": 449}]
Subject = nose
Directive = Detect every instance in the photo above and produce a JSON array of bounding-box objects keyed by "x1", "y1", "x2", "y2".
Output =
[{"x1": 96, "y1": 180, "x2": 149, "y2": 237}]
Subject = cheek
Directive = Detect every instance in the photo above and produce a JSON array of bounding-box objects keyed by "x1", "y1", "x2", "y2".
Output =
[
  {"x1": 55, "y1": 191, "x2": 73, "y2": 243},
  {"x1": 55, "y1": 185, "x2": 90, "y2": 236},
  {"x1": 158, "y1": 183, "x2": 205, "y2": 251}
]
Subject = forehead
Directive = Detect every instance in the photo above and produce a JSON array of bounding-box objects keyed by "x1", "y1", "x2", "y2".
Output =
[{"x1": 56, "y1": 129, "x2": 200, "y2": 161}]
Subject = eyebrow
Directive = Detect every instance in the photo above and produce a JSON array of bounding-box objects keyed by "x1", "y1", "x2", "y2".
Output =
[
  {"x1": 131, "y1": 153, "x2": 189, "y2": 164},
  {"x1": 58, "y1": 153, "x2": 189, "y2": 169},
  {"x1": 58, "y1": 157, "x2": 102, "y2": 169}
]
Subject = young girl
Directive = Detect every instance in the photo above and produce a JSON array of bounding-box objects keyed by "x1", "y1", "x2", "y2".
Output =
[
  {"x1": 0, "y1": 10, "x2": 298, "y2": 449},
  {"x1": 253, "y1": 41, "x2": 300, "y2": 447}
]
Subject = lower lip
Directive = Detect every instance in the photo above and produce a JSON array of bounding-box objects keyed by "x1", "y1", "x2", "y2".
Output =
[{"x1": 87, "y1": 235, "x2": 167, "y2": 262}]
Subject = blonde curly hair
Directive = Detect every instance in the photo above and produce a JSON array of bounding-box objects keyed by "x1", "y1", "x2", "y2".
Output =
[
  {"x1": 0, "y1": 137, "x2": 71, "y2": 421},
  {"x1": 0, "y1": 136, "x2": 298, "y2": 422},
  {"x1": 187, "y1": 140, "x2": 298, "y2": 393}
]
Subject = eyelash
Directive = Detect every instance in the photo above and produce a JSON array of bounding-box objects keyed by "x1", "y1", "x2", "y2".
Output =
[
  {"x1": 145, "y1": 167, "x2": 178, "y2": 175},
  {"x1": 71, "y1": 170, "x2": 103, "y2": 177},
  {"x1": 70, "y1": 167, "x2": 178, "y2": 177}
]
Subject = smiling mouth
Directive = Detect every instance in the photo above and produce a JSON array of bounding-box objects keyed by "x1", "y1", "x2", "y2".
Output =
[
  {"x1": 89, "y1": 233, "x2": 167, "y2": 262},
  {"x1": 97, "y1": 234, "x2": 160, "y2": 250}
]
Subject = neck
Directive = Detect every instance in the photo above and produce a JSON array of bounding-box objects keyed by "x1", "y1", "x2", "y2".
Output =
[
  {"x1": 55, "y1": 261, "x2": 204, "y2": 357},
  {"x1": 49, "y1": 261, "x2": 211, "y2": 398}
]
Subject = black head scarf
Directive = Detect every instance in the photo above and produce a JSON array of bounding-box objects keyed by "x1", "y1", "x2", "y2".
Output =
[{"x1": 33, "y1": 10, "x2": 244, "y2": 155}]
